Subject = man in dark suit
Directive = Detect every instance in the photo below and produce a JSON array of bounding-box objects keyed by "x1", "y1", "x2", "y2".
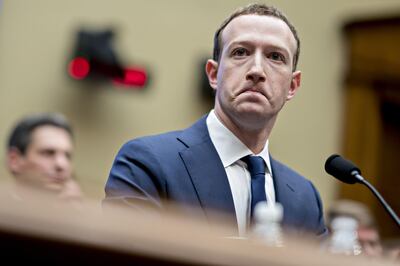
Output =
[{"x1": 105, "y1": 3, "x2": 326, "y2": 236}]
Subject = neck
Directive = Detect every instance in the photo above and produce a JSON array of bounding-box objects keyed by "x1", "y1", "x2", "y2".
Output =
[
  {"x1": 214, "y1": 109, "x2": 276, "y2": 154},
  {"x1": 13, "y1": 180, "x2": 58, "y2": 201}
]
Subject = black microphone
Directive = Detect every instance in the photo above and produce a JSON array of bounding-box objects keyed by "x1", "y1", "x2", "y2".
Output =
[
  {"x1": 325, "y1": 154, "x2": 400, "y2": 228},
  {"x1": 325, "y1": 154, "x2": 362, "y2": 184}
]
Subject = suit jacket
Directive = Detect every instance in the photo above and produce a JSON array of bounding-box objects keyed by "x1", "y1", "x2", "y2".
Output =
[{"x1": 105, "y1": 116, "x2": 326, "y2": 236}]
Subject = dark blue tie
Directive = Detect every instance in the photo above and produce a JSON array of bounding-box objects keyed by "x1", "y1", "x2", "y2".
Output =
[{"x1": 242, "y1": 155, "x2": 267, "y2": 221}]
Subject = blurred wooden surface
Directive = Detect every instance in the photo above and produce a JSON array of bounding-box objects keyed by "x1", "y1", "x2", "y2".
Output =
[
  {"x1": 0, "y1": 184, "x2": 397, "y2": 266},
  {"x1": 341, "y1": 16, "x2": 400, "y2": 238}
]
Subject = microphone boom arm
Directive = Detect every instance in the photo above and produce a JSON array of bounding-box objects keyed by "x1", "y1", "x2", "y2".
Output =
[
  {"x1": 354, "y1": 173, "x2": 400, "y2": 228},
  {"x1": 325, "y1": 154, "x2": 400, "y2": 228}
]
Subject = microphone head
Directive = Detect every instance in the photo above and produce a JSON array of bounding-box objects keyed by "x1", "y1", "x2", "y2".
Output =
[{"x1": 325, "y1": 154, "x2": 361, "y2": 184}]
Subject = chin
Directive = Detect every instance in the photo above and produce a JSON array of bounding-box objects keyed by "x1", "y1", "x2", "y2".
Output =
[
  {"x1": 45, "y1": 182, "x2": 65, "y2": 192},
  {"x1": 236, "y1": 103, "x2": 266, "y2": 116}
]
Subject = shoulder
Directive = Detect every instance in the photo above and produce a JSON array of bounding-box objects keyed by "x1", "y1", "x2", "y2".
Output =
[
  {"x1": 116, "y1": 130, "x2": 184, "y2": 159},
  {"x1": 118, "y1": 115, "x2": 210, "y2": 155},
  {"x1": 127, "y1": 130, "x2": 182, "y2": 146}
]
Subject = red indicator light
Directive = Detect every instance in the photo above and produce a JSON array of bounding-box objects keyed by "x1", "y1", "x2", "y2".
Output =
[
  {"x1": 68, "y1": 57, "x2": 90, "y2": 79},
  {"x1": 113, "y1": 67, "x2": 147, "y2": 88}
]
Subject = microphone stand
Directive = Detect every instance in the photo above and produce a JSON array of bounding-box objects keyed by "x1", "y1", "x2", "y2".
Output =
[{"x1": 352, "y1": 171, "x2": 400, "y2": 228}]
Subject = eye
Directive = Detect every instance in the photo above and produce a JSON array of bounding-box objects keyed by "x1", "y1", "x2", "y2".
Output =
[
  {"x1": 268, "y1": 52, "x2": 285, "y2": 62},
  {"x1": 231, "y1": 47, "x2": 249, "y2": 57},
  {"x1": 65, "y1": 152, "x2": 72, "y2": 161},
  {"x1": 40, "y1": 149, "x2": 56, "y2": 157}
]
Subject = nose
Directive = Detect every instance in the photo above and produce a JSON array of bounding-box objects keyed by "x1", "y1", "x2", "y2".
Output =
[
  {"x1": 246, "y1": 52, "x2": 266, "y2": 83},
  {"x1": 54, "y1": 153, "x2": 70, "y2": 175}
]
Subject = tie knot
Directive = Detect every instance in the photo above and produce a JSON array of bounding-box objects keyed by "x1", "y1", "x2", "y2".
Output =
[{"x1": 243, "y1": 155, "x2": 265, "y2": 176}]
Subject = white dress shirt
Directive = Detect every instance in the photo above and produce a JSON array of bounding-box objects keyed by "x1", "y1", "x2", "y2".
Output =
[{"x1": 206, "y1": 110, "x2": 275, "y2": 236}]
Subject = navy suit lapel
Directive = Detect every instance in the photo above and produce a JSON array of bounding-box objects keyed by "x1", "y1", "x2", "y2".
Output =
[
  {"x1": 177, "y1": 116, "x2": 237, "y2": 224},
  {"x1": 271, "y1": 158, "x2": 305, "y2": 227}
]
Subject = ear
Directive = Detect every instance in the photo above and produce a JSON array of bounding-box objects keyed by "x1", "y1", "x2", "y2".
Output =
[
  {"x1": 6, "y1": 148, "x2": 24, "y2": 175},
  {"x1": 286, "y1": 70, "x2": 301, "y2": 101},
  {"x1": 205, "y1": 59, "x2": 218, "y2": 91}
]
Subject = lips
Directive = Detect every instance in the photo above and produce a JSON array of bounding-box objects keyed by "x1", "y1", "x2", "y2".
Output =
[
  {"x1": 239, "y1": 86, "x2": 266, "y2": 98},
  {"x1": 51, "y1": 175, "x2": 68, "y2": 183}
]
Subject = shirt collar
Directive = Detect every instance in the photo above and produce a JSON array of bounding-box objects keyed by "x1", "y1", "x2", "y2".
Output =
[{"x1": 206, "y1": 110, "x2": 272, "y2": 174}]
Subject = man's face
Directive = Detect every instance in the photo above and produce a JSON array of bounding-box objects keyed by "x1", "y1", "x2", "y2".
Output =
[
  {"x1": 357, "y1": 227, "x2": 383, "y2": 257},
  {"x1": 207, "y1": 15, "x2": 301, "y2": 130},
  {"x1": 10, "y1": 125, "x2": 73, "y2": 192}
]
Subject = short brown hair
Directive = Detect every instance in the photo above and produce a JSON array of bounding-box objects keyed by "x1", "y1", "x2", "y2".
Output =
[
  {"x1": 7, "y1": 113, "x2": 73, "y2": 155},
  {"x1": 213, "y1": 3, "x2": 300, "y2": 71}
]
